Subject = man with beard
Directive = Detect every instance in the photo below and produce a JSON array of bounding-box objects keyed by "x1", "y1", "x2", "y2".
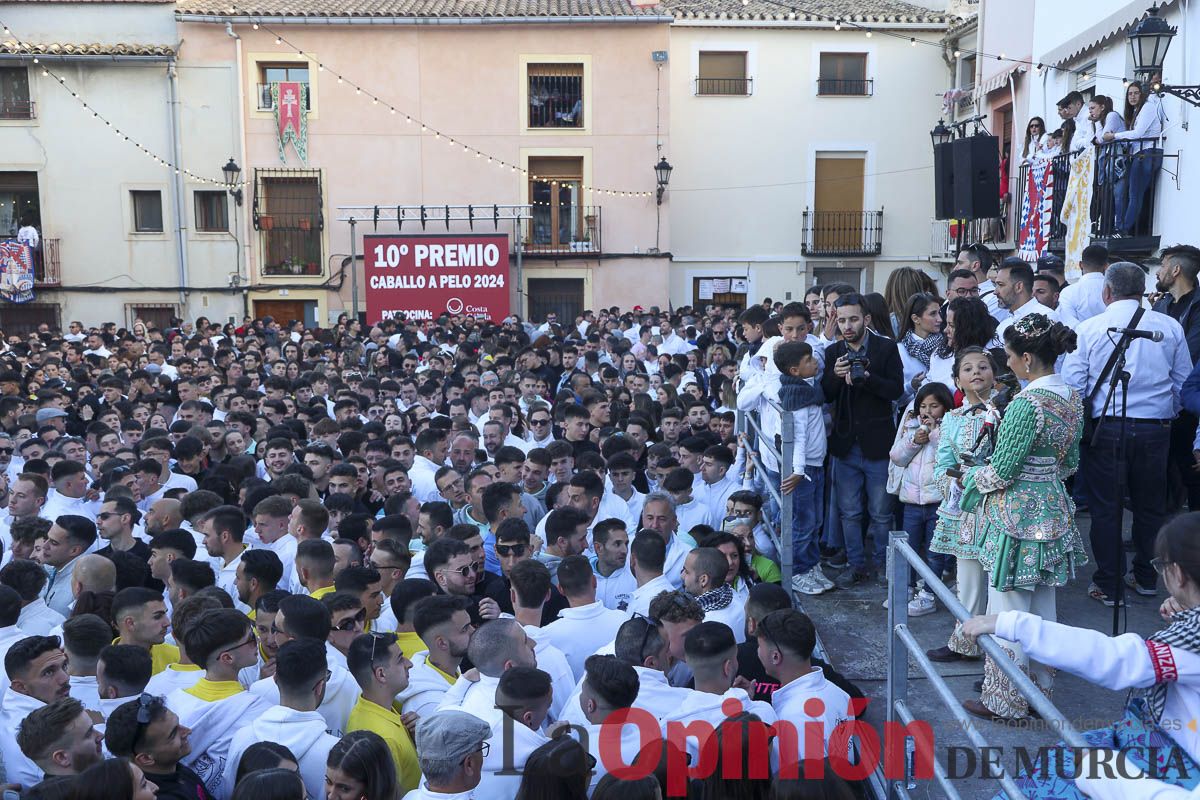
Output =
[
  {"x1": 105, "y1": 693, "x2": 214, "y2": 800},
  {"x1": 398, "y1": 595, "x2": 473, "y2": 717}
]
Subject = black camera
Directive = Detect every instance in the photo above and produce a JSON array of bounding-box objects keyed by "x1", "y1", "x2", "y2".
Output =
[{"x1": 845, "y1": 348, "x2": 870, "y2": 386}]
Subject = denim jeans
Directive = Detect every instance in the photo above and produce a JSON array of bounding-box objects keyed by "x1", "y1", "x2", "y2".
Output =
[
  {"x1": 833, "y1": 444, "x2": 894, "y2": 572},
  {"x1": 790, "y1": 466, "x2": 824, "y2": 575},
  {"x1": 903, "y1": 502, "x2": 947, "y2": 587},
  {"x1": 1114, "y1": 147, "x2": 1162, "y2": 234},
  {"x1": 1085, "y1": 418, "x2": 1171, "y2": 596}
]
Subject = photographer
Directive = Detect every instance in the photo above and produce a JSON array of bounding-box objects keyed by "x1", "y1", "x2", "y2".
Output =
[{"x1": 821, "y1": 293, "x2": 904, "y2": 588}]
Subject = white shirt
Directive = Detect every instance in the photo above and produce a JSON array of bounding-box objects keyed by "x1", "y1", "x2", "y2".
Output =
[
  {"x1": 772, "y1": 667, "x2": 852, "y2": 766},
  {"x1": 978, "y1": 279, "x2": 1010, "y2": 323},
  {"x1": 1114, "y1": 91, "x2": 1166, "y2": 151},
  {"x1": 19, "y1": 598, "x2": 65, "y2": 635},
  {"x1": 16, "y1": 225, "x2": 38, "y2": 249},
  {"x1": 592, "y1": 560, "x2": 637, "y2": 611},
  {"x1": 41, "y1": 492, "x2": 100, "y2": 522},
  {"x1": 475, "y1": 709, "x2": 548, "y2": 800},
  {"x1": 1057, "y1": 272, "x2": 1107, "y2": 328},
  {"x1": 225, "y1": 705, "x2": 337, "y2": 800},
  {"x1": 145, "y1": 663, "x2": 204, "y2": 698},
  {"x1": 660, "y1": 687, "x2": 776, "y2": 764},
  {"x1": 693, "y1": 474, "x2": 740, "y2": 529},
  {"x1": 214, "y1": 548, "x2": 250, "y2": 614},
  {"x1": 540, "y1": 601, "x2": 629, "y2": 680},
  {"x1": 1063, "y1": 299, "x2": 1190, "y2": 420},
  {"x1": 255, "y1": 534, "x2": 300, "y2": 594},
  {"x1": 698, "y1": 597, "x2": 747, "y2": 644},
  {"x1": 249, "y1": 664, "x2": 359, "y2": 739},
  {"x1": 397, "y1": 650, "x2": 456, "y2": 718},
  {"x1": 68, "y1": 674, "x2": 103, "y2": 714},
  {"x1": 994, "y1": 296, "x2": 1060, "y2": 342},
  {"x1": 408, "y1": 455, "x2": 443, "y2": 504},
  {"x1": 625, "y1": 574, "x2": 675, "y2": 618}
]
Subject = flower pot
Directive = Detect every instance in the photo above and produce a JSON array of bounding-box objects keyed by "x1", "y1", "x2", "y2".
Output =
[
  {"x1": 259, "y1": 215, "x2": 275, "y2": 231},
  {"x1": 298, "y1": 218, "x2": 311, "y2": 231},
  {"x1": 305, "y1": 262, "x2": 319, "y2": 275}
]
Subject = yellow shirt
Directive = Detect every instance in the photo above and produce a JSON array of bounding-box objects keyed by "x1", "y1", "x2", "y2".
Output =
[
  {"x1": 310, "y1": 585, "x2": 336, "y2": 600},
  {"x1": 183, "y1": 678, "x2": 244, "y2": 702},
  {"x1": 346, "y1": 695, "x2": 420, "y2": 792},
  {"x1": 429, "y1": 661, "x2": 457, "y2": 685},
  {"x1": 114, "y1": 639, "x2": 180, "y2": 676},
  {"x1": 395, "y1": 631, "x2": 425, "y2": 661}
]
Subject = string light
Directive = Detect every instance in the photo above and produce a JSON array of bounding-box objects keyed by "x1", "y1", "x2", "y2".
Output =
[{"x1": 865, "y1": 31, "x2": 872, "y2": 38}]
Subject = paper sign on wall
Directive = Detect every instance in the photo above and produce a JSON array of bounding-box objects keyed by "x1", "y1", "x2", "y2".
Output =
[{"x1": 698, "y1": 279, "x2": 714, "y2": 300}]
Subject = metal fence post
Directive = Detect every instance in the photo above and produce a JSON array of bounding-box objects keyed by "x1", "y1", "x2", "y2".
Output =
[
  {"x1": 886, "y1": 531, "x2": 910, "y2": 800},
  {"x1": 778, "y1": 408, "x2": 795, "y2": 595}
]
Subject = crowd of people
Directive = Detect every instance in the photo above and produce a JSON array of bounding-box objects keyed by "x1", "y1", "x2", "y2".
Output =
[{"x1": 0, "y1": 240, "x2": 1195, "y2": 799}]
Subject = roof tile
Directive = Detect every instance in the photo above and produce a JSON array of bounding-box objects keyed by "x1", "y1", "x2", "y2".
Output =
[
  {"x1": 178, "y1": 0, "x2": 665, "y2": 16},
  {"x1": 0, "y1": 40, "x2": 176, "y2": 56}
]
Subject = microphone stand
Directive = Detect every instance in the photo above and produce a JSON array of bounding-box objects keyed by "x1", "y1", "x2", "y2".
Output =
[{"x1": 1091, "y1": 330, "x2": 1135, "y2": 637}]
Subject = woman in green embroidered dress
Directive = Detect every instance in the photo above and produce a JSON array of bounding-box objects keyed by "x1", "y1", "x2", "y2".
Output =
[
  {"x1": 958, "y1": 314, "x2": 1088, "y2": 722},
  {"x1": 925, "y1": 347, "x2": 999, "y2": 665}
]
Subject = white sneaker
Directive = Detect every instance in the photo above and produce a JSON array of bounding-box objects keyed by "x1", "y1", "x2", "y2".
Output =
[
  {"x1": 883, "y1": 588, "x2": 914, "y2": 610},
  {"x1": 810, "y1": 565, "x2": 835, "y2": 591},
  {"x1": 908, "y1": 591, "x2": 936, "y2": 617},
  {"x1": 792, "y1": 571, "x2": 827, "y2": 595}
]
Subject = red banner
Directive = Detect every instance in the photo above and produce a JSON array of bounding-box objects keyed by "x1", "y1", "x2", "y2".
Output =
[{"x1": 364, "y1": 233, "x2": 511, "y2": 324}]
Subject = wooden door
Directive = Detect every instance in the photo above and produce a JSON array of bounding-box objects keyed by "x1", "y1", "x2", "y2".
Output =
[
  {"x1": 813, "y1": 157, "x2": 865, "y2": 252},
  {"x1": 254, "y1": 300, "x2": 306, "y2": 325}
]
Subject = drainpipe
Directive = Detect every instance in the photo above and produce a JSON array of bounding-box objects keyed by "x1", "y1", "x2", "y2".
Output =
[
  {"x1": 226, "y1": 22, "x2": 251, "y2": 319},
  {"x1": 167, "y1": 60, "x2": 189, "y2": 308}
]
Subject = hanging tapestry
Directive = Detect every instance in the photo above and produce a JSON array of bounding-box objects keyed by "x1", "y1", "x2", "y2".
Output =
[
  {"x1": 1060, "y1": 146, "x2": 1095, "y2": 282},
  {"x1": 274, "y1": 81, "x2": 309, "y2": 164},
  {"x1": 0, "y1": 241, "x2": 34, "y2": 303},
  {"x1": 1017, "y1": 159, "x2": 1054, "y2": 263}
]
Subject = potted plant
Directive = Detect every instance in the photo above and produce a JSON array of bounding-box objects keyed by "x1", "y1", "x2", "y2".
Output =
[
  {"x1": 305, "y1": 261, "x2": 319, "y2": 275},
  {"x1": 258, "y1": 214, "x2": 275, "y2": 231},
  {"x1": 298, "y1": 217, "x2": 311, "y2": 231}
]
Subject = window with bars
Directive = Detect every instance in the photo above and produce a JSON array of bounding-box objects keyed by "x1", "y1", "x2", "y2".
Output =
[
  {"x1": 0, "y1": 68, "x2": 32, "y2": 119},
  {"x1": 696, "y1": 52, "x2": 751, "y2": 96},
  {"x1": 0, "y1": 302, "x2": 59, "y2": 335},
  {"x1": 194, "y1": 191, "x2": 229, "y2": 233},
  {"x1": 257, "y1": 63, "x2": 311, "y2": 111},
  {"x1": 528, "y1": 64, "x2": 584, "y2": 128},
  {"x1": 254, "y1": 170, "x2": 323, "y2": 276},
  {"x1": 127, "y1": 305, "x2": 178, "y2": 331},
  {"x1": 818, "y1": 53, "x2": 872, "y2": 96},
  {"x1": 131, "y1": 190, "x2": 164, "y2": 233}
]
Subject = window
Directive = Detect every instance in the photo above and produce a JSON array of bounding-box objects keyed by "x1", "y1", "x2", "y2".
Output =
[
  {"x1": 258, "y1": 64, "x2": 311, "y2": 111},
  {"x1": 697, "y1": 52, "x2": 750, "y2": 96},
  {"x1": 131, "y1": 190, "x2": 163, "y2": 233},
  {"x1": 1076, "y1": 61, "x2": 1097, "y2": 101},
  {"x1": 818, "y1": 53, "x2": 871, "y2": 96},
  {"x1": 194, "y1": 191, "x2": 229, "y2": 233},
  {"x1": 528, "y1": 64, "x2": 583, "y2": 128},
  {"x1": 0, "y1": 302, "x2": 59, "y2": 336},
  {"x1": 958, "y1": 53, "x2": 977, "y2": 91},
  {"x1": 527, "y1": 157, "x2": 594, "y2": 253},
  {"x1": 0, "y1": 68, "x2": 32, "y2": 119},
  {"x1": 255, "y1": 170, "x2": 323, "y2": 276}
]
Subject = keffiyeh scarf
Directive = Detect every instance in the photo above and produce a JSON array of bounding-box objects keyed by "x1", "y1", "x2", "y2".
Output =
[
  {"x1": 902, "y1": 331, "x2": 944, "y2": 370},
  {"x1": 696, "y1": 584, "x2": 734, "y2": 612},
  {"x1": 1135, "y1": 606, "x2": 1200, "y2": 723}
]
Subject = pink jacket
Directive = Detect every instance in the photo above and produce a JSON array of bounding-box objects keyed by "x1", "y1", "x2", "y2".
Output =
[{"x1": 888, "y1": 417, "x2": 944, "y2": 506}]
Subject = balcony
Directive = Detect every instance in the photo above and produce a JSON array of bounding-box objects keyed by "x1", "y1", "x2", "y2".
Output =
[
  {"x1": 0, "y1": 99, "x2": 34, "y2": 120},
  {"x1": 816, "y1": 78, "x2": 874, "y2": 96},
  {"x1": 801, "y1": 209, "x2": 883, "y2": 257},
  {"x1": 694, "y1": 77, "x2": 753, "y2": 96},
  {"x1": 1015, "y1": 138, "x2": 1164, "y2": 257},
  {"x1": 521, "y1": 206, "x2": 601, "y2": 255},
  {"x1": 34, "y1": 238, "x2": 59, "y2": 286},
  {"x1": 256, "y1": 83, "x2": 310, "y2": 112}
]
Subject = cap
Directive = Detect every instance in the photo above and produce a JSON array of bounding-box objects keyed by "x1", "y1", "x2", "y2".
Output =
[
  {"x1": 35, "y1": 408, "x2": 68, "y2": 424},
  {"x1": 1036, "y1": 253, "x2": 1065, "y2": 272},
  {"x1": 143, "y1": 363, "x2": 163, "y2": 375},
  {"x1": 415, "y1": 711, "x2": 492, "y2": 763}
]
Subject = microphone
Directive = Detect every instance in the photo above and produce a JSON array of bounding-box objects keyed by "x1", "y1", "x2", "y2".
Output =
[{"x1": 1107, "y1": 327, "x2": 1164, "y2": 342}]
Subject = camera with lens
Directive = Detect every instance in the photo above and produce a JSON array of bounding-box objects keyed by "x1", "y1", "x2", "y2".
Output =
[{"x1": 844, "y1": 348, "x2": 870, "y2": 386}]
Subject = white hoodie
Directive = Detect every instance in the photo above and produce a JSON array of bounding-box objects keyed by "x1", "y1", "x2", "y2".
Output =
[
  {"x1": 0, "y1": 687, "x2": 45, "y2": 789},
  {"x1": 660, "y1": 687, "x2": 777, "y2": 765},
  {"x1": 224, "y1": 706, "x2": 337, "y2": 800},
  {"x1": 166, "y1": 686, "x2": 272, "y2": 800},
  {"x1": 396, "y1": 651, "x2": 455, "y2": 718},
  {"x1": 250, "y1": 664, "x2": 358, "y2": 738}
]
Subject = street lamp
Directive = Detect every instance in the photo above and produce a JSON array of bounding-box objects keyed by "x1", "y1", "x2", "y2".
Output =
[
  {"x1": 222, "y1": 157, "x2": 244, "y2": 205},
  {"x1": 655, "y1": 157, "x2": 673, "y2": 205},
  {"x1": 930, "y1": 119, "x2": 954, "y2": 150},
  {"x1": 1127, "y1": 5, "x2": 1200, "y2": 106}
]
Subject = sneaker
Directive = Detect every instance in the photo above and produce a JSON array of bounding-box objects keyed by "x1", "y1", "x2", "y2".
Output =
[
  {"x1": 908, "y1": 591, "x2": 936, "y2": 617},
  {"x1": 810, "y1": 565, "x2": 835, "y2": 591},
  {"x1": 824, "y1": 549, "x2": 849, "y2": 570},
  {"x1": 1088, "y1": 582, "x2": 1126, "y2": 607},
  {"x1": 792, "y1": 571, "x2": 827, "y2": 596},
  {"x1": 835, "y1": 570, "x2": 873, "y2": 590},
  {"x1": 883, "y1": 587, "x2": 914, "y2": 610},
  {"x1": 1124, "y1": 574, "x2": 1157, "y2": 597}
]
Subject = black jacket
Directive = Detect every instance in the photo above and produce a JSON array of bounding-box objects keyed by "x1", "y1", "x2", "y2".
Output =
[
  {"x1": 142, "y1": 765, "x2": 214, "y2": 800},
  {"x1": 1155, "y1": 290, "x2": 1200, "y2": 364},
  {"x1": 821, "y1": 332, "x2": 903, "y2": 461}
]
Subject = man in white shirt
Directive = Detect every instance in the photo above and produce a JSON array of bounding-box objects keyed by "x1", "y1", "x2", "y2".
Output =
[
  {"x1": 410, "y1": 710, "x2": 493, "y2": 800},
  {"x1": 225, "y1": 639, "x2": 337, "y2": 800},
  {"x1": 540, "y1": 555, "x2": 627, "y2": 680},
  {"x1": 474, "y1": 667, "x2": 553, "y2": 800},
  {"x1": 437, "y1": 618, "x2": 538, "y2": 723},
  {"x1": 758, "y1": 608, "x2": 850, "y2": 767},
  {"x1": 625, "y1": 530, "x2": 675, "y2": 618},
  {"x1": 1063, "y1": 262, "x2": 1191, "y2": 604},
  {"x1": 398, "y1": 595, "x2": 470, "y2": 717},
  {"x1": 993, "y1": 260, "x2": 1060, "y2": 342},
  {"x1": 577, "y1": 654, "x2": 661, "y2": 793},
  {"x1": 1057, "y1": 89, "x2": 1096, "y2": 156},
  {"x1": 1057, "y1": 244, "x2": 1109, "y2": 327},
  {"x1": 957, "y1": 244, "x2": 1008, "y2": 323},
  {"x1": 693, "y1": 445, "x2": 742, "y2": 528},
  {"x1": 606, "y1": 453, "x2": 645, "y2": 527},
  {"x1": 409, "y1": 429, "x2": 449, "y2": 504},
  {"x1": 636, "y1": 492, "x2": 695, "y2": 591},
  {"x1": 4, "y1": 559, "x2": 66, "y2": 635},
  {"x1": 250, "y1": 496, "x2": 298, "y2": 592},
  {"x1": 134, "y1": 438, "x2": 198, "y2": 513},
  {"x1": 590, "y1": 519, "x2": 637, "y2": 611},
  {"x1": 0, "y1": 635, "x2": 73, "y2": 790},
  {"x1": 680, "y1": 548, "x2": 745, "y2": 644},
  {"x1": 41, "y1": 516, "x2": 97, "y2": 618},
  {"x1": 41, "y1": 462, "x2": 99, "y2": 523}
]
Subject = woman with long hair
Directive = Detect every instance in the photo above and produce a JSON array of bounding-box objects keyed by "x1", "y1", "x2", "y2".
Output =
[
  {"x1": 1021, "y1": 116, "x2": 1048, "y2": 163},
  {"x1": 927, "y1": 296, "x2": 999, "y2": 392},
  {"x1": 883, "y1": 267, "x2": 938, "y2": 334},
  {"x1": 1107, "y1": 79, "x2": 1166, "y2": 236},
  {"x1": 958, "y1": 315, "x2": 1086, "y2": 723},
  {"x1": 235, "y1": 741, "x2": 298, "y2": 784},
  {"x1": 925, "y1": 347, "x2": 999, "y2": 665},
  {"x1": 68, "y1": 758, "x2": 157, "y2": 800},
  {"x1": 896, "y1": 292, "x2": 945, "y2": 408},
  {"x1": 326, "y1": 730, "x2": 400, "y2": 800},
  {"x1": 514, "y1": 736, "x2": 593, "y2": 800},
  {"x1": 962, "y1": 513, "x2": 1200, "y2": 798},
  {"x1": 231, "y1": 768, "x2": 306, "y2": 800},
  {"x1": 862, "y1": 292, "x2": 895, "y2": 340}
]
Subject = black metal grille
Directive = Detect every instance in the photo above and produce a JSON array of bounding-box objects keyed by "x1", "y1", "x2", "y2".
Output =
[
  {"x1": 253, "y1": 170, "x2": 324, "y2": 276},
  {"x1": 801, "y1": 209, "x2": 883, "y2": 256},
  {"x1": 528, "y1": 66, "x2": 583, "y2": 128},
  {"x1": 528, "y1": 278, "x2": 584, "y2": 324},
  {"x1": 817, "y1": 78, "x2": 873, "y2": 96},
  {"x1": 695, "y1": 77, "x2": 753, "y2": 96}
]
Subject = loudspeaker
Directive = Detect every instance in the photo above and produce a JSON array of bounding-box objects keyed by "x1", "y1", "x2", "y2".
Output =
[
  {"x1": 952, "y1": 135, "x2": 1001, "y2": 220},
  {"x1": 933, "y1": 142, "x2": 955, "y2": 220}
]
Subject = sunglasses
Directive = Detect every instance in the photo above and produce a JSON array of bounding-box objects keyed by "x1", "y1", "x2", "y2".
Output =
[
  {"x1": 441, "y1": 563, "x2": 479, "y2": 578},
  {"x1": 530, "y1": 418, "x2": 551, "y2": 426},
  {"x1": 0, "y1": 448, "x2": 13, "y2": 455},
  {"x1": 630, "y1": 613, "x2": 661, "y2": 661},
  {"x1": 132, "y1": 692, "x2": 160, "y2": 751},
  {"x1": 334, "y1": 610, "x2": 367, "y2": 631},
  {"x1": 368, "y1": 631, "x2": 397, "y2": 664},
  {"x1": 96, "y1": 511, "x2": 126, "y2": 521},
  {"x1": 495, "y1": 543, "x2": 527, "y2": 558}
]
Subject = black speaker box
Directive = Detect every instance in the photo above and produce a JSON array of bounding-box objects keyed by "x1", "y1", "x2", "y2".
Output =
[{"x1": 952, "y1": 135, "x2": 1001, "y2": 219}]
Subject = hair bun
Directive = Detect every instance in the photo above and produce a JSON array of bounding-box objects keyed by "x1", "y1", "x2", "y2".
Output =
[{"x1": 1046, "y1": 322, "x2": 1078, "y2": 356}]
